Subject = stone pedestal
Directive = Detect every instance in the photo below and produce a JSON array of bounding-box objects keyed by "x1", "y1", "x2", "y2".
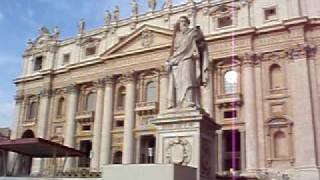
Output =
[
  {"x1": 102, "y1": 164, "x2": 196, "y2": 180},
  {"x1": 150, "y1": 108, "x2": 220, "y2": 180}
]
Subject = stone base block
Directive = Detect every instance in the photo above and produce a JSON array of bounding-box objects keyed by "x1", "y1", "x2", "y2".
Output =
[{"x1": 102, "y1": 164, "x2": 196, "y2": 180}]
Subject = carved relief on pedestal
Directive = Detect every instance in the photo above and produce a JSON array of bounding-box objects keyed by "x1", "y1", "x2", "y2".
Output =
[{"x1": 165, "y1": 137, "x2": 192, "y2": 165}]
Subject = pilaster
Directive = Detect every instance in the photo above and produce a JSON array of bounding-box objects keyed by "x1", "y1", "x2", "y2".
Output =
[
  {"x1": 159, "y1": 66, "x2": 168, "y2": 113},
  {"x1": 240, "y1": 52, "x2": 258, "y2": 174},
  {"x1": 287, "y1": 44, "x2": 320, "y2": 179}
]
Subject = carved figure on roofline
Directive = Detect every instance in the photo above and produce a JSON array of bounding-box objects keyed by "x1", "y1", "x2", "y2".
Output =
[
  {"x1": 131, "y1": 0, "x2": 139, "y2": 17},
  {"x1": 166, "y1": 16, "x2": 209, "y2": 109},
  {"x1": 78, "y1": 19, "x2": 85, "y2": 34},
  {"x1": 163, "y1": 0, "x2": 172, "y2": 9},
  {"x1": 113, "y1": 6, "x2": 120, "y2": 22},
  {"x1": 104, "y1": 10, "x2": 112, "y2": 25},
  {"x1": 148, "y1": 0, "x2": 157, "y2": 12}
]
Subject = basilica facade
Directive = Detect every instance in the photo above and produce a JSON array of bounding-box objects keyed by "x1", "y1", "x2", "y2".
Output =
[{"x1": 12, "y1": 0, "x2": 320, "y2": 179}]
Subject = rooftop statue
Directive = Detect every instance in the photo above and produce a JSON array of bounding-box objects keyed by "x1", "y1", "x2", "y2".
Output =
[
  {"x1": 113, "y1": 6, "x2": 120, "y2": 22},
  {"x1": 38, "y1": 26, "x2": 50, "y2": 36},
  {"x1": 131, "y1": 0, "x2": 139, "y2": 16},
  {"x1": 163, "y1": 0, "x2": 172, "y2": 9},
  {"x1": 166, "y1": 16, "x2": 209, "y2": 109},
  {"x1": 78, "y1": 19, "x2": 85, "y2": 34},
  {"x1": 104, "y1": 10, "x2": 112, "y2": 25},
  {"x1": 53, "y1": 26, "x2": 60, "y2": 39},
  {"x1": 148, "y1": 0, "x2": 157, "y2": 12}
]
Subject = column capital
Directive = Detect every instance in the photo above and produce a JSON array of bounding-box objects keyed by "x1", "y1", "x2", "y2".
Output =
[
  {"x1": 15, "y1": 95, "x2": 24, "y2": 103},
  {"x1": 94, "y1": 78, "x2": 106, "y2": 89},
  {"x1": 159, "y1": 65, "x2": 169, "y2": 77},
  {"x1": 105, "y1": 75, "x2": 115, "y2": 85},
  {"x1": 39, "y1": 88, "x2": 52, "y2": 97},
  {"x1": 122, "y1": 71, "x2": 136, "y2": 83},
  {"x1": 239, "y1": 52, "x2": 257, "y2": 67},
  {"x1": 66, "y1": 84, "x2": 79, "y2": 94},
  {"x1": 287, "y1": 44, "x2": 307, "y2": 60},
  {"x1": 287, "y1": 43, "x2": 316, "y2": 60},
  {"x1": 216, "y1": 130, "x2": 223, "y2": 135}
]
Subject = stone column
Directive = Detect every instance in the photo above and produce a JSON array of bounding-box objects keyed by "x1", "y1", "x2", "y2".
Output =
[
  {"x1": 287, "y1": 44, "x2": 320, "y2": 179},
  {"x1": 64, "y1": 84, "x2": 79, "y2": 170},
  {"x1": 135, "y1": 136, "x2": 141, "y2": 164},
  {"x1": 7, "y1": 95, "x2": 24, "y2": 174},
  {"x1": 159, "y1": 67, "x2": 168, "y2": 113},
  {"x1": 100, "y1": 76, "x2": 115, "y2": 166},
  {"x1": 201, "y1": 66, "x2": 214, "y2": 117},
  {"x1": 32, "y1": 89, "x2": 51, "y2": 175},
  {"x1": 217, "y1": 130, "x2": 223, "y2": 174},
  {"x1": 239, "y1": 129, "x2": 246, "y2": 173},
  {"x1": 306, "y1": 46, "x2": 320, "y2": 167},
  {"x1": 91, "y1": 79, "x2": 105, "y2": 171},
  {"x1": 241, "y1": 53, "x2": 258, "y2": 173},
  {"x1": 123, "y1": 72, "x2": 136, "y2": 164},
  {"x1": 37, "y1": 89, "x2": 51, "y2": 138}
]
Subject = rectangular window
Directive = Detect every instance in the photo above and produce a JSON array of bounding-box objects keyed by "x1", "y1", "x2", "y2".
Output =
[
  {"x1": 217, "y1": 16, "x2": 233, "y2": 28},
  {"x1": 34, "y1": 56, "x2": 43, "y2": 71},
  {"x1": 62, "y1": 53, "x2": 70, "y2": 65},
  {"x1": 224, "y1": 110, "x2": 237, "y2": 119},
  {"x1": 54, "y1": 126, "x2": 63, "y2": 134},
  {"x1": 115, "y1": 120, "x2": 124, "y2": 127},
  {"x1": 264, "y1": 7, "x2": 277, "y2": 21},
  {"x1": 82, "y1": 125, "x2": 91, "y2": 131},
  {"x1": 85, "y1": 47, "x2": 96, "y2": 56}
]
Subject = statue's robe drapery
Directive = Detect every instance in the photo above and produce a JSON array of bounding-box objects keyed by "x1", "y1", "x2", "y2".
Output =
[{"x1": 167, "y1": 27, "x2": 209, "y2": 108}]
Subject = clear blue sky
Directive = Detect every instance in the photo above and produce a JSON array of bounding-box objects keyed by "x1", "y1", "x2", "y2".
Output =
[{"x1": 0, "y1": 0, "x2": 188, "y2": 128}]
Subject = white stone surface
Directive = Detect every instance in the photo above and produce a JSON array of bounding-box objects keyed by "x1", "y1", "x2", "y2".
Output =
[
  {"x1": 0, "y1": 178, "x2": 100, "y2": 180},
  {"x1": 102, "y1": 164, "x2": 196, "y2": 180}
]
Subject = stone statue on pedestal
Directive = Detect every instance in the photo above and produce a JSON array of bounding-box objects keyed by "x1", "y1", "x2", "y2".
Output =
[
  {"x1": 148, "y1": 0, "x2": 157, "y2": 12},
  {"x1": 166, "y1": 16, "x2": 209, "y2": 109},
  {"x1": 163, "y1": 0, "x2": 172, "y2": 9},
  {"x1": 104, "y1": 10, "x2": 112, "y2": 26},
  {"x1": 131, "y1": 0, "x2": 139, "y2": 17},
  {"x1": 78, "y1": 19, "x2": 85, "y2": 34},
  {"x1": 113, "y1": 6, "x2": 120, "y2": 22}
]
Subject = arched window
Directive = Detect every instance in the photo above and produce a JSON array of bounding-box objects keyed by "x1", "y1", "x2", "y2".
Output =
[
  {"x1": 21, "y1": 130, "x2": 35, "y2": 138},
  {"x1": 146, "y1": 81, "x2": 156, "y2": 102},
  {"x1": 270, "y1": 64, "x2": 283, "y2": 89},
  {"x1": 113, "y1": 151, "x2": 122, "y2": 164},
  {"x1": 85, "y1": 92, "x2": 96, "y2": 112},
  {"x1": 117, "y1": 86, "x2": 126, "y2": 109},
  {"x1": 224, "y1": 70, "x2": 238, "y2": 94},
  {"x1": 274, "y1": 131, "x2": 288, "y2": 158},
  {"x1": 56, "y1": 97, "x2": 65, "y2": 117},
  {"x1": 27, "y1": 102, "x2": 37, "y2": 120}
]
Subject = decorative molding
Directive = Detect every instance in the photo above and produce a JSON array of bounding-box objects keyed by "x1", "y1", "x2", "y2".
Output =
[
  {"x1": 261, "y1": 51, "x2": 287, "y2": 62},
  {"x1": 140, "y1": 30, "x2": 153, "y2": 48}
]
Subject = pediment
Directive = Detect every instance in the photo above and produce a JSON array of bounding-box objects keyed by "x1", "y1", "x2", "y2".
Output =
[{"x1": 101, "y1": 25, "x2": 173, "y2": 58}]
